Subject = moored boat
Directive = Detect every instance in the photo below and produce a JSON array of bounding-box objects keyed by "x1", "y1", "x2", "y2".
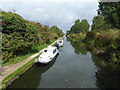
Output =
[
  {"x1": 56, "y1": 39, "x2": 64, "y2": 47},
  {"x1": 35, "y1": 46, "x2": 59, "y2": 64}
]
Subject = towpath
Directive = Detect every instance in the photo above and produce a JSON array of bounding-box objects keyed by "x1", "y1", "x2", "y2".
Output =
[{"x1": 0, "y1": 36, "x2": 64, "y2": 83}]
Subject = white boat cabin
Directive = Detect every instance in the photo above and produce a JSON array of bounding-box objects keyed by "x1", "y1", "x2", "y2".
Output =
[{"x1": 35, "y1": 46, "x2": 58, "y2": 64}]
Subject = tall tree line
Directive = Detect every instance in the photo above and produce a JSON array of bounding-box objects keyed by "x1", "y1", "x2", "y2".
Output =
[
  {"x1": 91, "y1": 1, "x2": 120, "y2": 30},
  {"x1": 68, "y1": 19, "x2": 90, "y2": 34},
  {"x1": 1, "y1": 11, "x2": 64, "y2": 63}
]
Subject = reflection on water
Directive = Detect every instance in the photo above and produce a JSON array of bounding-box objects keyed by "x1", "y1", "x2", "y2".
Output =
[
  {"x1": 69, "y1": 39, "x2": 88, "y2": 55},
  {"x1": 68, "y1": 38, "x2": 120, "y2": 88},
  {"x1": 7, "y1": 37, "x2": 119, "y2": 88},
  {"x1": 92, "y1": 54, "x2": 120, "y2": 88},
  {"x1": 7, "y1": 54, "x2": 59, "y2": 88}
]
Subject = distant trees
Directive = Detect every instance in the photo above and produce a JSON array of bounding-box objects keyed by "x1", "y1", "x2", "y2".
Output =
[
  {"x1": 80, "y1": 20, "x2": 90, "y2": 32},
  {"x1": 66, "y1": 30, "x2": 70, "y2": 35},
  {"x1": 50, "y1": 25, "x2": 64, "y2": 38},
  {"x1": 70, "y1": 19, "x2": 81, "y2": 33},
  {"x1": 67, "y1": 2, "x2": 120, "y2": 64},
  {"x1": 98, "y1": 2, "x2": 120, "y2": 29},
  {"x1": 91, "y1": 2, "x2": 120, "y2": 31},
  {"x1": 91, "y1": 16, "x2": 108, "y2": 31},
  {"x1": 69, "y1": 19, "x2": 90, "y2": 34}
]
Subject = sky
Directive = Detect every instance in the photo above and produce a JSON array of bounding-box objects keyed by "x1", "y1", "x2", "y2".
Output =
[{"x1": 0, "y1": 0, "x2": 99, "y2": 33}]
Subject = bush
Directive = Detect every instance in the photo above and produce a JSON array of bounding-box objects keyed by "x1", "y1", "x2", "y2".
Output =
[
  {"x1": 86, "y1": 31, "x2": 96, "y2": 39},
  {"x1": 1, "y1": 11, "x2": 64, "y2": 63}
]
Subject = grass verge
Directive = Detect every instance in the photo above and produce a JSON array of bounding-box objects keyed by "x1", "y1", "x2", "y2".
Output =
[
  {"x1": 1, "y1": 36, "x2": 64, "y2": 88},
  {"x1": 1, "y1": 38, "x2": 60, "y2": 88},
  {"x1": 1, "y1": 56, "x2": 38, "y2": 89},
  {"x1": 3, "y1": 39, "x2": 56, "y2": 66}
]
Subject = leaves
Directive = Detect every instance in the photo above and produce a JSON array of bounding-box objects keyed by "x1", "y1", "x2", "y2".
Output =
[
  {"x1": 70, "y1": 19, "x2": 90, "y2": 33},
  {"x1": 1, "y1": 11, "x2": 64, "y2": 63},
  {"x1": 91, "y1": 15, "x2": 108, "y2": 31},
  {"x1": 98, "y1": 2, "x2": 120, "y2": 29}
]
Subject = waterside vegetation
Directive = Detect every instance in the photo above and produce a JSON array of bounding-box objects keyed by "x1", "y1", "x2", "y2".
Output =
[
  {"x1": 1, "y1": 10, "x2": 64, "y2": 65},
  {"x1": 1, "y1": 10, "x2": 64, "y2": 88},
  {"x1": 67, "y1": 2, "x2": 120, "y2": 64}
]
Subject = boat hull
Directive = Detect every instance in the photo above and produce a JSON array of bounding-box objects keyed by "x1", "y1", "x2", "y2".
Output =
[
  {"x1": 56, "y1": 39, "x2": 64, "y2": 47},
  {"x1": 35, "y1": 47, "x2": 59, "y2": 64},
  {"x1": 35, "y1": 53, "x2": 59, "y2": 66}
]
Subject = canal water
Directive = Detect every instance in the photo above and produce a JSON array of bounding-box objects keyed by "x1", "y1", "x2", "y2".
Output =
[{"x1": 7, "y1": 37, "x2": 120, "y2": 88}]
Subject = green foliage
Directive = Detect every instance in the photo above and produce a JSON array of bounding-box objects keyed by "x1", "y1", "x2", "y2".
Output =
[
  {"x1": 69, "y1": 39, "x2": 88, "y2": 55},
  {"x1": 98, "y1": 2, "x2": 120, "y2": 29},
  {"x1": 84, "y1": 30, "x2": 120, "y2": 64},
  {"x1": 82, "y1": 31, "x2": 96, "y2": 46},
  {"x1": 68, "y1": 32, "x2": 86, "y2": 41},
  {"x1": 92, "y1": 2, "x2": 120, "y2": 30},
  {"x1": 90, "y1": 2, "x2": 120, "y2": 63},
  {"x1": 79, "y1": 19, "x2": 90, "y2": 32},
  {"x1": 68, "y1": 2, "x2": 120, "y2": 64},
  {"x1": 66, "y1": 30, "x2": 70, "y2": 35},
  {"x1": 70, "y1": 19, "x2": 81, "y2": 33},
  {"x1": 50, "y1": 25, "x2": 64, "y2": 37},
  {"x1": 83, "y1": 38, "x2": 95, "y2": 46},
  {"x1": 2, "y1": 57, "x2": 37, "y2": 88},
  {"x1": 70, "y1": 19, "x2": 90, "y2": 34},
  {"x1": 86, "y1": 31, "x2": 96, "y2": 39},
  {"x1": 1, "y1": 11, "x2": 64, "y2": 63},
  {"x1": 69, "y1": 28, "x2": 120, "y2": 64},
  {"x1": 91, "y1": 16, "x2": 108, "y2": 31},
  {"x1": 2, "y1": 11, "x2": 26, "y2": 34}
]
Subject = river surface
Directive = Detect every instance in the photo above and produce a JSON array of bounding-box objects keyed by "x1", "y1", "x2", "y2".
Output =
[{"x1": 7, "y1": 37, "x2": 120, "y2": 88}]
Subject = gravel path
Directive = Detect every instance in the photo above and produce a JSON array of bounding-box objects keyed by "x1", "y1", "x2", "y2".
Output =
[{"x1": 0, "y1": 37, "x2": 64, "y2": 83}]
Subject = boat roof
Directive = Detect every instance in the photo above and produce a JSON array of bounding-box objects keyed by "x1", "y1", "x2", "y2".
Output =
[
  {"x1": 44, "y1": 46, "x2": 57, "y2": 51},
  {"x1": 40, "y1": 46, "x2": 57, "y2": 56},
  {"x1": 47, "y1": 45, "x2": 56, "y2": 49}
]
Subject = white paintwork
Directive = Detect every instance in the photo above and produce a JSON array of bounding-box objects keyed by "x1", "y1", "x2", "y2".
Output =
[
  {"x1": 35, "y1": 46, "x2": 58, "y2": 64},
  {"x1": 56, "y1": 39, "x2": 64, "y2": 47}
]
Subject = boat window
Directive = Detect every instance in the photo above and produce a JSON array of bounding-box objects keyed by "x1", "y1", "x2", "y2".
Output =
[
  {"x1": 53, "y1": 49, "x2": 56, "y2": 54},
  {"x1": 57, "y1": 41, "x2": 60, "y2": 44},
  {"x1": 44, "y1": 50, "x2": 47, "y2": 52}
]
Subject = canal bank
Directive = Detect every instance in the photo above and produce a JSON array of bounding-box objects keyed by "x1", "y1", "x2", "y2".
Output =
[
  {"x1": 1, "y1": 36, "x2": 65, "y2": 89},
  {"x1": 5, "y1": 37, "x2": 120, "y2": 88},
  {"x1": 6, "y1": 37, "x2": 97, "y2": 88}
]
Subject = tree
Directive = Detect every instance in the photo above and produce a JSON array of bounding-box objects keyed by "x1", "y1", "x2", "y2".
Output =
[
  {"x1": 70, "y1": 19, "x2": 90, "y2": 33},
  {"x1": 50, "y1": 25, "x2": 60, "y2": 31},
  {"x1": 50, "y1": 25, "x2": 64, "y2": 36},
  {"x1": 70, "y1": 19, "x2": 81, "y2": 33},
  {"x1": 98, "y1": 2, "x2": 120, "y2": 29},
  {"x1": 66, "y1": 30, "x2": 70, "y2": 35},
  {"x1": 79, "y1": 19, "x2": 90, "y2": 32},
  {"x1": 2, "y1": 11, "x2": 64, "y2": 63},
  {"x1": 91, "y1": 15, "x2": 108, "y2": 31}
]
